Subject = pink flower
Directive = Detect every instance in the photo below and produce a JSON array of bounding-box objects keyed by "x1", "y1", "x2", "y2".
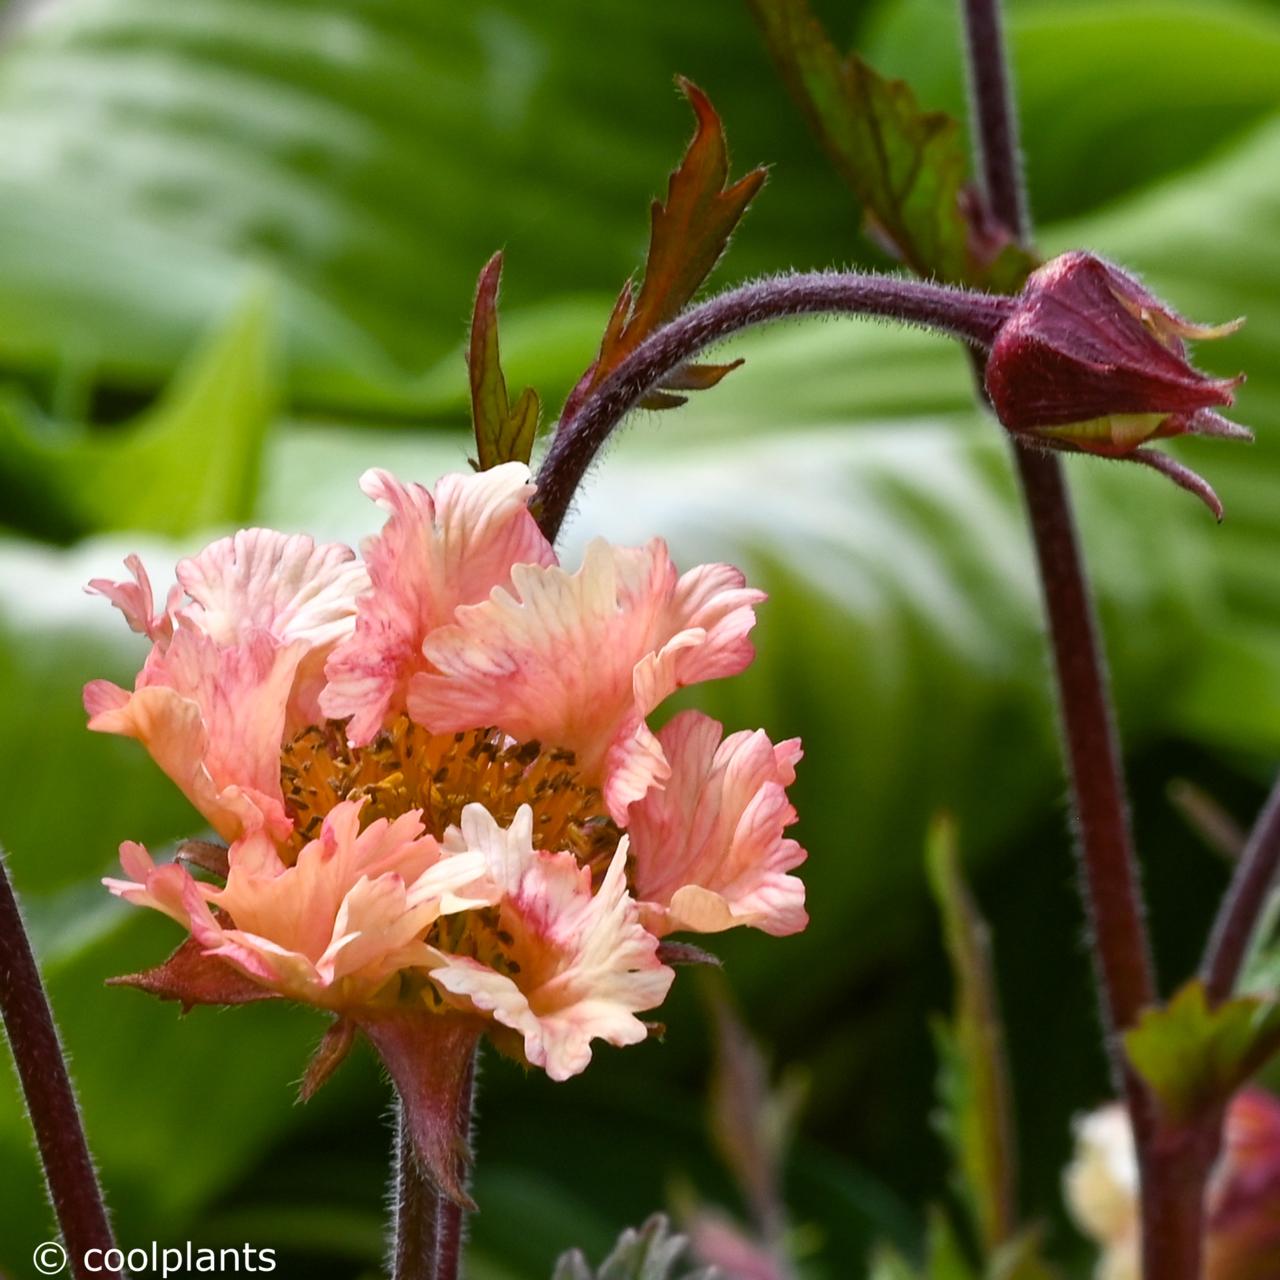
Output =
[{"x1": 87, "y1": 463, "x2": 806, "y2": 1191}]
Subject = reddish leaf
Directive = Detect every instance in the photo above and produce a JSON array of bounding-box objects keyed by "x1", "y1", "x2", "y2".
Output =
[
  {"x1": 357, "y1": 1011, "x2": 482, "y2": 1207},
  {"x1": 299, "y1": 1017, "x2": 356, "y2": 1102},
  {"x1": 108, "y1": 935, "x2": 276, "y2": 1012},
  {"x1": 563, "y1": 79, "x2": 766, "y2": 420},
  {"x1": 468, "y1": 252, "x2": 540, "y2": 470}
]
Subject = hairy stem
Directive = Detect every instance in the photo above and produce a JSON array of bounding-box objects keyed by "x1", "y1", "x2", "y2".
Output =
[
  {"x1": 1202, "y1": 772, "x2": 1280, "y2": 1003},
  {"x1": 960, "y1": 3, "x2": 1205, "y2": 1277},
  {"x1": 1011, "y1": 451, "x2": 1156, "y2": 1036},
  {"x1": 534, "y1": 271, "x2": 1014, "y2": 541},
  {"x1": 960, "y1": 0, "x2": 1029, "y2": 243},
  {"x1": 393, "y1": 1111, "x2": 439, "y2": 1280},
  {"x1": 0, "y1": 854, "x2": 119, "y2": 1280},
  {"x1": 392, "y1": 1051, "x2": 477, "y2": 1280}
]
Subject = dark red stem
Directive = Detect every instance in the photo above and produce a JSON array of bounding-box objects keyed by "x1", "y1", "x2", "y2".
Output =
[
  {"x1": 960, "y1": 2, "x2": 1209, "y2": 1277},
  {"x1": 534, "y1": 271, "x2": 1014, "y2": 542},
  {"x1": 0, "y1": 853, "x2": 119, "y2": 1280},
  {"x1": 1011, "y1": 450, "x2": 1156, "y2": 1036},
  {"x1": 960, "y1": 0, "x2": 1029, "y2": 243},
  {"x1": 1202, "y1": 772, "x2": 1280, "y2": 1003},
  {"x1": 392, "y1": 1050, "x2": 477, "y2": 1280}
]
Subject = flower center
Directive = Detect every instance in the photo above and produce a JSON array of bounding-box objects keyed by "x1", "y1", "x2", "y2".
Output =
[{"x1": 279, "y1": 714, "x2": 621, "y2": 872}]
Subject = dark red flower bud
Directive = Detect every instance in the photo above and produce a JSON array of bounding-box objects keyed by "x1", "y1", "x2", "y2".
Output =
[{"x1": 985, "y1": 251, "x2": 1250, "y2": 518}]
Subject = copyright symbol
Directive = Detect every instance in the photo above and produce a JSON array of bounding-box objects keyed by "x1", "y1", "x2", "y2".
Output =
[{"x1": 33, "y1": 1242, "x2": 67, "y2": 1275}]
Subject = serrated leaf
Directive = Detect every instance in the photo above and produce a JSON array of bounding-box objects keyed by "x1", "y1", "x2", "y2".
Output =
[
  {"x1": 552, "y1": 1215, "x2": 714, "y2": 1280},
  {"x1": 1124, "y1": 980, "x2": 1280, "y2": 1123},
  {"x1": 469, "y1": 252, "x2": 541, "y2": 471},
  {"x1": 562, "y1": 78, "x2": 765, "y2": 420},
  {"x1": 0, "y1": 286, "x2": 275, "y2": 540},
  {"x1": 926, "y1": 818, "x2": 1017, "y2": 1258},
  {"x1": 746, "y1": 0, "x2": 1036, "y2": 291}
]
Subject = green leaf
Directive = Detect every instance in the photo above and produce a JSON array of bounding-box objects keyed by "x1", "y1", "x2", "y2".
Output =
[
  {"x1": 0, "y1": 286, "x2": 275, "y2": 540},
  {"x1": 1124, "y1": 980, "x2": 1280, "y2": 1123},
  {"x1": 552, "y1": 1215, "x2": 713, "y2": 1280},
  {"x1": 926, "y1": 818, "x2": 1017, "y2": 1258},
  {"x1": 746, "y1": 0, "x2": 1036, "y2": 290},
  {"x1": 468, "y1": 253, "x2": 540, "y2": 471}
]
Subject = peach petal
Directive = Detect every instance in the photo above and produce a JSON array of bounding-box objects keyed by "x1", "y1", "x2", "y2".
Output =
[
  {"x1": 89, "y1": 627, "x2": 298, "y2": 840},
  {"x1": 429, "y1": 805, "x2": 672, "y2": 1080},
  {"x1": 321, "y1": 463, "x2": 555, "y2": 745},
  {"x1": 628, "y1": 711, "x2": 807, "y2": 938},
  {"x1": 412, "y1": 540, "x2": 764, "y2": 823}
]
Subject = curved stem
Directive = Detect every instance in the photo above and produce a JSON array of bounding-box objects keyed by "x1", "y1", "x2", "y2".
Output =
[
  {"x1": 534, "y1": 271, "x2": 1014, "y2": 542},
  {"x1": 0, "y1": 853, "x2": 119, "y2": 1280},
  {"x1": 1202, "y1": 772, "x2": 1280, "y2": 1003}
]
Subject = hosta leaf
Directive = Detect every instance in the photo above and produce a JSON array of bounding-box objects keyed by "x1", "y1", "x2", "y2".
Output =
[
  {"x1": 926, "y1": 819, "x2": 1017, "y2": 1258},
  {"x1": 469, "y1": 253, "x2": 540, "y2": 470},
  {"x1": 746, "y1": 0, "x2": 1036, "y2": 290},
  {"x1": 0, "y1": 287, "x2": 275, "y2": 541},
  {"x1": 1124, "y1": 980, "x2": 1280, "y2": 1123},
  {"x1": 553, "y1": 1215, "x2": 714, "y2": 1280},
  {"x1": 562, "y1": 78, "x2": 765, "y2": 419}
]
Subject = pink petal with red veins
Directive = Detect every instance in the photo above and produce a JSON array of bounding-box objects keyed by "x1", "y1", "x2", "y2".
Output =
[
  {"x1": 321, "y1": 463, "x2": 555, "y2": 745},
  {"x1": 428, "y1": 805, "x2": 672, "y2": 1081},
  {"x1": 412, "y1": 539, "x2": 763, "y2": 822},
  {"x1": 628, "y1": 710, "x2": 807, "y2": 938}
]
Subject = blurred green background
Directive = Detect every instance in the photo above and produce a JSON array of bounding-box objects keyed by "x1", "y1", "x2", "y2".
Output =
[{"x1": 1, "y1": 0, "x2": 1279, "y2": 1274}]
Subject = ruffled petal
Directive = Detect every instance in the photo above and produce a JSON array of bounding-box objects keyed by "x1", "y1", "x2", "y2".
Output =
[
  {"x1": 86, "y1": 554, "x2": 179, "y2": 643},
  {"x1": 321, "y1": 464, "x2": 555, "y2": 745},
  {"x1": 195, "y1": 801, "x2": 488, "y2": 1007},
  {"x1": 176, "y1": 529, "x2": 366, "y2": 650},
  {"x1": 627, "y1": 711, "x2": 807, "y2": 938},
  {"x1": 413, "y1": 539, "x2": 764, "y2": 822},
  {"x1": 177, "y1": 528, "x2": 366, "y2": 727},
  {"x1": 428, "y1": 805, "x2": 672, "y2": 1080},
  {"x1": 86, "y1": 626, "x2": 298, "y2": 840},
  {"x1": 104, "y1": 840, "x2": 211, "y2": 928}
]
